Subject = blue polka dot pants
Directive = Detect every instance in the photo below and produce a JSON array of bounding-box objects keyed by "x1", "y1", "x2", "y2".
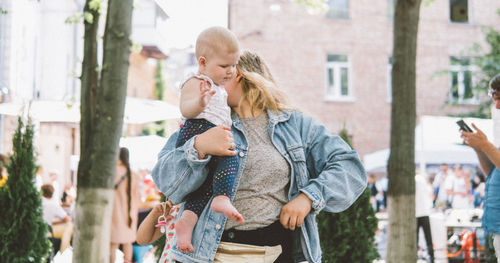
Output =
[{"x1": 176, "y1": 119, "x2": 239, "y2": 217}]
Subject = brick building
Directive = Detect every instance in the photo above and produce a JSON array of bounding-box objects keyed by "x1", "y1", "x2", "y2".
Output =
[{"x1": 229, "y1": 0, "x2": 500, "y2": 157}]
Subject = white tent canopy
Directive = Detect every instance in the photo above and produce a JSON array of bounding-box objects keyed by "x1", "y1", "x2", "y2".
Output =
[
  {"x1": 363, "y1": 115, "x2": 494, "y2": 173},
  {"x1": 0, "y1": 97, "x2": 181, "y2": 124}
]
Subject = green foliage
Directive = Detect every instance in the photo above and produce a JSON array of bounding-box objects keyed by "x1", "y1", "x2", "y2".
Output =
[
  {"x1": 293, "y1": 0, "x2": 328, "y2": 12},
  {"x1": 83, "y1": 11, "x2": 94, "y2": 24},
  {"x1": 317, "y1": 190, "x2": 379, "y2": 263},
  {"x1": 89, "y1": 0, "x2": 104, "y2": 13},
  {"x1": 131, "y1": 42, "x2": 143, "y2": 53},
  {"x1": 0, "y1": 8, "x2": 7, "y2": 15},
  {"x1": 316, "y1": 126, "x2": 379, "y2": 262},
  {"x1": 142, "y1": 60, "x2": 168, "y2": 137},
  {"x1": 65, "y1": 12, "x2": 83, "y2": 24},
  {"x1": 458, "y1": 19, "x2": 500, "y2": 118},
  {"x1": 154, "y1": 60, "x2": 166, "y2": 101},
  {"x1": 0, "y1": 117, "x2": 51, "y2": 262}
]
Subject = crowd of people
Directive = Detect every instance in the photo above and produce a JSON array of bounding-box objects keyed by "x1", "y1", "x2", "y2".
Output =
[{"x1": 368, "y1": 163, "x2": 486, "y2": 214}]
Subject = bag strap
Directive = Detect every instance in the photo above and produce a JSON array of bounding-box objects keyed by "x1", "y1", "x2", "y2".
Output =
[{"x1": 114, "y1": 174, "x2": 128, "y2": 189}]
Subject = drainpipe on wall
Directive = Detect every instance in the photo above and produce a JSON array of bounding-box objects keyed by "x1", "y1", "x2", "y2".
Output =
[
  {"x1": 0, "y1": 0, "x2": 11, "y2": 154},
  {"x1": 70, "y1": 0, "x2": 82, "y2": 184}
]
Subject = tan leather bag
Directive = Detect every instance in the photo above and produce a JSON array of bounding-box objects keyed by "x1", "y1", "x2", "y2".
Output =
[{"x1": 213, "y1": 241, "x2": 282, "y2": 263}]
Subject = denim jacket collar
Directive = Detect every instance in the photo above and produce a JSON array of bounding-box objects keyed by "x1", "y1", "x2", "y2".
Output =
[{"x1": 231, "y1": 109, "x2": 291, "y2": 127}]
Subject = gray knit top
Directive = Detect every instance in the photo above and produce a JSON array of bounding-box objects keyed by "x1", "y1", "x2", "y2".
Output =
[{"x1": 225, "y1": 113, "x2": 291, "y2": 230}]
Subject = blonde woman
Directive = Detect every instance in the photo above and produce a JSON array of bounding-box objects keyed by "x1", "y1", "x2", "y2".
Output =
[{"x1": 152, "y1": 51, "x2": 367, "y2": 263}]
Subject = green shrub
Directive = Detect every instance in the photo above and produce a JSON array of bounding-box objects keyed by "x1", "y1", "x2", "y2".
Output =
[{"x1": 0, "y1": 117, "x2": 50, "y2": 262}]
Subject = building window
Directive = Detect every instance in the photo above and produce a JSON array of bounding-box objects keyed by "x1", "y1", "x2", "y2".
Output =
[
  {"x1": 326, "y1": 0, "x2": 349, "y2": 19},
  {"x1": 450, "y1": 0, "x2": 468, "y2": 23},
  {"x1": 325, "y1": 54, "x2": 351, "y2": 101},
  {"x1": 388, "y1": 0, "x2": 394, "y2": 21},
  {"x1": 449, "y1": 57, "x2": 475, "y2": 104},
  {"x1": 387, "y1": 56, "x2": 392, "y2": 102}
]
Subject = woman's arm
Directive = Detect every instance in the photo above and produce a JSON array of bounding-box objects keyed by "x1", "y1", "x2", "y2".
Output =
[
  {"x1": 295, "y1": 112, "x2": 367, "y2": 214},
  {"x1": 151, "y1": 126, "x2": 237, "y2": 204},
  {"x1": 136, "y1": 201, "x2": 172, "y2": 245}
]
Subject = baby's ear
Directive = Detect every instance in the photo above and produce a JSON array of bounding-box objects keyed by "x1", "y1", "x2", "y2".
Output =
[{"x1": 198, "y1": 56, "x2": 207, "y2": 67}]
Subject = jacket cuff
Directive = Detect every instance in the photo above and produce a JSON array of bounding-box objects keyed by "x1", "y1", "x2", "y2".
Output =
[
  {"x1": 184, "y1": 136, "x2": 211, "y2": 164},
  {"x1": 299, "y1": 185, "x2": 326, "y2": 214}
]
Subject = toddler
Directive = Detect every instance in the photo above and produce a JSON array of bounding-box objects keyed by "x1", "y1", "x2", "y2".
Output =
[{"x1": 174, "y1": 26, "x2": 243, "y2": 253}]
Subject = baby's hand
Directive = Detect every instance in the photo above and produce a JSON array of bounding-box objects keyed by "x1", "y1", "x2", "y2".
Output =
[{"x1": 199, "y1": 80, "x2": 216, "y2": 108}]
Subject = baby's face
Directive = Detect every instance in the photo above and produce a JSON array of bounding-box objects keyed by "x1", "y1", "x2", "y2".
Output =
[{"x1": 202, "y1": 51, "x2": 239, "y2": 86}]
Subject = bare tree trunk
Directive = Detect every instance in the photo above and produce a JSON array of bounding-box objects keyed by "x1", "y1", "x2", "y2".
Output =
[
  {"x1": 73, "y1": 0, "x2": 133, "y2": 262},
  {"x1": 386, "y1": 0, "x2": 422, "y2": 262}
]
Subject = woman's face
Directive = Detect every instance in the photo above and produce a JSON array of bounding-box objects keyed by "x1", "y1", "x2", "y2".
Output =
[{"x1": 224, "y1": 71, "x2": 243, "y2": 108}]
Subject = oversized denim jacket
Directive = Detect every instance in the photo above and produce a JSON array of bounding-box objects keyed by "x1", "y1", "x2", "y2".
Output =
[{"x1": 152, "y1": 110, "x2": 367, "y2": 263}]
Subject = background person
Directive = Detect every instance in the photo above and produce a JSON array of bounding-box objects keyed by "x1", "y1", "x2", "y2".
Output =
[
  {"x1": 110, "y1": 147, "x2": 141, "y2": 263},
  {"x1": 461, "y1": 73, "x2": 500, "y2": 263},
  {"x1": 432, "y1": 163, "x2": 452, "y2": 209},
  {"x1": 415, "y1": 173, "x2": 435, "y2": 263},
  {"x1": 41, "y1": 184, "x2": 73, "y2": 253}
]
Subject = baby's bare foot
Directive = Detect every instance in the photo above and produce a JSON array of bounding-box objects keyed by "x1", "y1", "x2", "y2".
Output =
[
  {"x1": 210, "y1": 195, "x2": 244, "y2": 224},
  {"x1": 175, "y1": 210, "x2": 197, "y2": 253}
]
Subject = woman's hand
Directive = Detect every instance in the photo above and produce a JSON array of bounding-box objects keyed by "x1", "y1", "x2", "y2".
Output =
[
  {"x1": 194, "y1": 126, "x2": 238, "y2": 159},
  {"x1": 280, "y1": 193, "x2": 312, "y2": 231}
]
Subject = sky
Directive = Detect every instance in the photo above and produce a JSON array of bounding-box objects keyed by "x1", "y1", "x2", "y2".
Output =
[{"x1": 156, "y1": 0, "x2": 228, "y2": 50}]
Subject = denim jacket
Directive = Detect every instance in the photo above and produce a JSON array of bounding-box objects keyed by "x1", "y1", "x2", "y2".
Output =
[
  {"x1": 152, "y1": 110, "x2": 367, "y2": 263},
  {"x1": 482, "y1": 151, "x2": 500, "y2": 235}
]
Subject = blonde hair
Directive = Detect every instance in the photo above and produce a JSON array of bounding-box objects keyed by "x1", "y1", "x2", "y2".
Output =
[
  {"x1": 236, "y1": 51, "x2": 291, "y2": 116},
  {"x1": 195, "y1": 26, "x2": 239, "y2": 59}
]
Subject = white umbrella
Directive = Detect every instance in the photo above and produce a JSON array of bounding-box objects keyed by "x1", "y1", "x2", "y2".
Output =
[
  {"x1": 0, "y1": 97, "x2": 181, "y2": 124},
  {"x1": 119, "y1": 135, "x2": 168, "y2": 170}
]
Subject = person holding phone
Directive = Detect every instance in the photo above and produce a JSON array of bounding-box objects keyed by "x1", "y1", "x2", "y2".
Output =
[{"x1": 461, "y1": 73, "x2": 500, "y2": 263}]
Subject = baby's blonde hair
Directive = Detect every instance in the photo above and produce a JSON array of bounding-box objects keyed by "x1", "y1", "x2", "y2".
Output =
[
  {"x1": 195, "y1": 26, "x2": 239, "y2": 59},
  {"x1": 237, "y1": 51, "x2": 291, "y2": 116}
]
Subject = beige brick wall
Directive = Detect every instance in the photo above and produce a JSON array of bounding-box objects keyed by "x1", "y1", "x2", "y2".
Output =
[{"x1": 229, "y1": 0, "x2": 500, "y2": 157}]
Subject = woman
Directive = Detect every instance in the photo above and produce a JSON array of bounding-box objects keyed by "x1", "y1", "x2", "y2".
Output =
[
  {"x1": 110, "y1": 147, "x2": 140, "y2": 263},
  {"x1": 152, "y1": 51, "x2": 367, "y2": 263}
]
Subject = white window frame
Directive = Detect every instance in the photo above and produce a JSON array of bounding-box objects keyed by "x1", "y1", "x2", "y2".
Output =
[
  {"x1": 449, "y1": 59, "x2": 477, "y2": 104},
  {"x1": 326, "y1": 0, "x2": 349, "y2": 20},
  {"x1": 387, "y1": 56, "x2": 392, "y2": 102},
  {"x1": 325, "y1": 55, "x2": 354, "y2": 102},
  {"x1": 388, "y1": 0, "x2": 395, "y2": 21}
]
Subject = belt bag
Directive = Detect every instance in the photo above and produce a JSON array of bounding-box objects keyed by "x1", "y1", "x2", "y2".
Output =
[{"x1": 213, "y1": 241, "x2": 282, "y2": 263}]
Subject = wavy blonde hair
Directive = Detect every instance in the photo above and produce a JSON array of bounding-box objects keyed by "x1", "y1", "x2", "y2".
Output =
[{"x1": 236, "y1": 51, "x2": 291, "y2": 116}]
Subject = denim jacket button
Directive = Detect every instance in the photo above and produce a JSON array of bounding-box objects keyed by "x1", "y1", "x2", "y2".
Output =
[
  {"x1": 215, "y1": 224, "x2": 221, "y2": 230},
  {"x1": 239, "y1": 151, "x2": 245, "y2": 157}
]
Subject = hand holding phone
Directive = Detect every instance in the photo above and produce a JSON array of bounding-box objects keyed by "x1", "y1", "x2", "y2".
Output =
[{"x1": 456, "y1": 119, "x2": 473, "y2": 132}]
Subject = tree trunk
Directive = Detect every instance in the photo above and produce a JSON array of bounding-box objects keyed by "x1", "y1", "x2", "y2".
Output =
[
  {"x1": 73, "y1": 0, "x2": 134, "y2": 262},
  {"x1": 386, "y1": 0, "x2": 422, "y2": 262}
]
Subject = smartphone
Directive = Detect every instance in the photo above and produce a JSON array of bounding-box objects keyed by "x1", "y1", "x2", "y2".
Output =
[{"x1": 456, "y1": 119, "x2": 473, "y2": 132}]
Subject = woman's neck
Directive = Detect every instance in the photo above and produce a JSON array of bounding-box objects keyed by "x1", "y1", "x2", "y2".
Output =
[{"x1": 233, "y1": 100, "x2": 265, "y2": 118}]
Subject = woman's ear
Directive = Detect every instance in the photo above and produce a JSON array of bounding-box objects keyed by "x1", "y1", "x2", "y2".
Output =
[{"x1": 236, "y1": 72, "x2": 243, "y2": 82}]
